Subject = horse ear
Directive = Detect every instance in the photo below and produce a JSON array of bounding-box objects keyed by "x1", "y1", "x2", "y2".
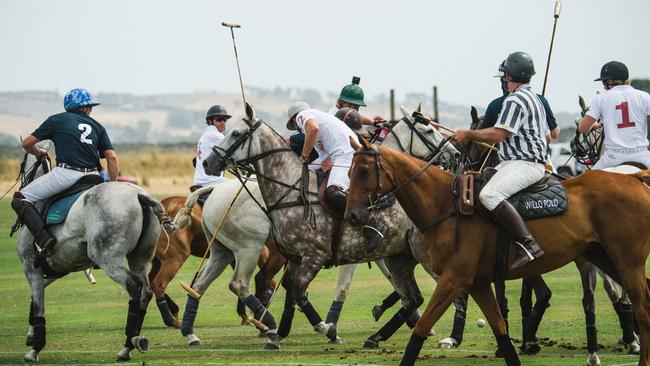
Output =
[
  {"x1": 245, "y1": 102, "x2": 256, "y2": 125},
  {"x1": 416, "y1": 102, "x2": 422, "y2": 113},
  {"x1": 470, "y1": 106, "x2": 479, "y2": 124},
  {"x1": 578, "y1": 95, "x2": 589, "y2": 113},
  {"x1": 349, "y1": 135, "x2": 361, "y2": 151},
  {"x1": 355, "y1": 132, "x2": 372, "y2": 151},
  {"x1": 399, "y1": 105, "x2": 411, "y2": 119}
]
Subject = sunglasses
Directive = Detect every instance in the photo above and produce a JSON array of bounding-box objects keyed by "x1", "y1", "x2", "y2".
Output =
[{"x1": 210, "y1": 117, "x2": 228, "y2": 122}]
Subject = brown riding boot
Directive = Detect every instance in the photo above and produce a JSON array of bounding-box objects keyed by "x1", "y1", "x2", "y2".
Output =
[{"x1": 490, "y1": 201, "x2": 544, "y2": 270}]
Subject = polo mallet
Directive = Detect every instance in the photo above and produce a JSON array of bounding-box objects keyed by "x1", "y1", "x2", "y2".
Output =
[
  {"x1": 222, "y1": 22, "x2": 247, "y2": 108},
  {"x1": 541, "y1": 0, "x2": 562, "y2": 97},
  {"x1": 83, "y1": 268, "x2": 96, "y2": 285},
  {"x1": 432, "y1": 122, "x2": 498, "y2": 152},
  {"x1": 180, "y1": 181, "x2": 247, "y2": 299}
]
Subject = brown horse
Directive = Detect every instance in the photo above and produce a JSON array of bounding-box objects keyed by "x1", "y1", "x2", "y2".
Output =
[
  {"x1": 148, "y1": 196, "x2": 285, "y2": 328},
  {"x1": 345, "y1": 139, "x2": 650, "y2": 366}
]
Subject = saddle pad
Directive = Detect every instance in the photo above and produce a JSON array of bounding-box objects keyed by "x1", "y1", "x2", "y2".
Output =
[
  {"x1": 46, "y1": 191, "x2": 85, "y2": 225},
  {"x1": 508, "y1": 179, "x2": 568, "y2": 220}
]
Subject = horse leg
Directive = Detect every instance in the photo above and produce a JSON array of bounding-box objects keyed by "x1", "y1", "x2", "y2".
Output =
[
  {"x1": 229, "y1": 247, "x2": 277, "y2": 335},
  {"x1": 325, "y1": 263, "x2": 357, "y2": 326},
  {"x1": 601, "y1": 268, "x2": 639, "y2": 351},
  {"x1": 22, "y1": 267, "x2": 46, "y2": 363},
  {"x1": 439, "y1": 292, "x2": 469, "y2": 349},
  {"x1": 151, "y1": 255, "x2": 187, "y2": 328},
  {"x1": 371, "y1": 259, "x2": 400, "y2": 321},
  {"x1": 469, "y1": 283, "x2": 520, "y2": 366},
  {"x1": 180, "y1": 242, "x2": 234, "y2": 346},
  {"x1": 400, "y1": 274, "x2": 472, "y2": 366},
  {"x1": 364, "y1": 254, "x2": 422, "y2": 349},
  {"x1": 520, "y1": 275, "x2": 551, "y2": 355},
  {"x1": 264, "y1": 265, "x2": 296, "y2": 350},
  {"x1": 576, "y1": 259, "x2": 600, "y2": 366},
  {"x1": 254, "y1": 240, "x2": 285, "y2": 307},
  {"x1": 519, "y1": 277, "x2": 533, "y2": 351}
]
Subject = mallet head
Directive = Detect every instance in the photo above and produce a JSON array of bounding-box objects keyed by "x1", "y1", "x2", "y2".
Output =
[{"x1": 222, "y1": 22, "x2": 241, "y2": 28}]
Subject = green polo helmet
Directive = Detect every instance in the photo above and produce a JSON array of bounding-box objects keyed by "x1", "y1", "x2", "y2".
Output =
[{"x1": 338, "y1": 76, "x2": 367, "y2": 107}]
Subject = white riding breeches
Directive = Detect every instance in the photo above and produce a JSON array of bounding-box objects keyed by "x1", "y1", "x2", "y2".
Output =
[
  {"x1": 20, "y1": 167, "x2": 93, "y2": 203},
  {"x1": 592, "y1": 148, "x2": 650, "y2": 170},
  {"x1": 327, "y1": 154, "x2": 353, "y2": 190},
  {"x1": 479, "y1": 160, "x2": 546, "y2": 211}
]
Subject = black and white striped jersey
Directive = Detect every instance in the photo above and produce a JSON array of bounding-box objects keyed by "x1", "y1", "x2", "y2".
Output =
[{"x1": 495, "y1": 85, "x2": 548, "y2": 162}]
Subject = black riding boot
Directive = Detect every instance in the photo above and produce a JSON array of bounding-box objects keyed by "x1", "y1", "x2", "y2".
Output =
[
  {"x1": 490, "y1": 200, "x2": 543, "y2": 270},
  {"x1": 11, "y1": 193, "x2": 56, "y2": 253},
  {"x1": 362, "y1": 216, "x2": 387, "y2": 253},
  {"x1": 324, "y1": 185, "x2": 347, "y2": 215}
]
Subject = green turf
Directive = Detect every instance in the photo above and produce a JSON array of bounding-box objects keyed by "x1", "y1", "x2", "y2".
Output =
[{"x1": 0, "y1": 198, "x2": 644, "y2": 365}]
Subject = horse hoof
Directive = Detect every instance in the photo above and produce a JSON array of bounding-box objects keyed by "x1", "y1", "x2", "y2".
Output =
[
  {"x1": 263, "y1": 339, "x2": 280, "y2": 350},
  {"x1": 24, "y1": 350, "x2": 39, "y2": 363},
  {"x1": 587, "y1": 352, "x2": 601, "y2": 366},
  {"x1": 520, "y1": 342, "x2": 540, "y2": 355},
  {"x1": 626, "y1": 340, "x2": 640, "y2": 355},
  {"x1": 438, "y1": 337, "x2": 458, "y2": 349},
  {"x1": 328, "y1": 336, "x2": 343, "y2": 344},
  {"x1": 371, "y1": 305, "x2": 383, "y2": 321},
  {"x1": 363, "y1": 338, "x2": 379, "y2": 349},
  {"x1": 116, "y1": 347, "x2": 132, "y2": 362},
  {"x1": 187, "y1": 334, "x2": 202, "y2": 346},
  {"x1": 325, "y1": 323, "x2": 338, "y2": 342},
  {"x1": 131, "y1": 336, "x2": 149, "y2": 353}
]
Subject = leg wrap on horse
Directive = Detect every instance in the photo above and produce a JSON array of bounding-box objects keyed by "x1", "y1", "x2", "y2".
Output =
[
  {"x1": 585, "y1": 310, "x2": 598, "y2": 354},
  {"x1": 180, "y1": 295, "x2": 200, "y2": 336},
  {"x1": 277, "y1": 294, "x2": 296, "y2": 339},
  {"x1": 156, "y1": 297, "x2": 177, "y2": 326},
  {"x1": 373, "y1": 291, "x2": 401, "y2": 321},
  {"x1": 28, "y1": 299, "x2": 35, "y2": 326},
  {"x1": 296, "y1": 296, "x2": 322, "y2": 326},
  {"x1": 32, "y1": 316, "x2": 46, "y2": 352},
  {"x1": 495, "y1": 333, "x2": 520, "y2": 366},
  {"x1": 164, "y1": 293, "x2": 179, "y2": 315},
  {"x1": 124, "y1": 300, "x2": 141, "y2": 348},
  {"x1": 325, "y1": 300, "x2": 344, "y2": 325},
  {"x1": 243, "y1": 294, "x2": 276, "y2": 329},
  {"x1": 615, "y1": 300, "x2": 636, "y2": 344},
  {"x1": 400, "y1": 334, "x2": 427, "y2": 366},
  {"x1": 375, "y1": 307, "x2": 409, "y2": 341},
  {"x1": 524, "y1": 296, "x2": 550, "y2": 342},
  {"x1": 450, "y1": 307, "x2": 467, "y2": 344}
]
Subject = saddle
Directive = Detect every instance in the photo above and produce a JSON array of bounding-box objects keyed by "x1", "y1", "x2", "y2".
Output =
[
  {"x1": 42, "y1": 175, "x2": 105, "y2": 225},
  {"x1": 452, "y1": 168, "x2": 568, "y2": 220}
]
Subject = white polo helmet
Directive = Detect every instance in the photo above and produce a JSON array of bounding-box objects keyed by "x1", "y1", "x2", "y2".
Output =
[{"x1": 286, "y1": 101, "x2": 310, "y2": 130}]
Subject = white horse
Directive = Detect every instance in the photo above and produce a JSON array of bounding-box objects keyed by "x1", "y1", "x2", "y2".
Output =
[
  {"x1": 15, "y1": 141, "x2": 172, "y2": 362},
  {"x1": 174, "y1": 105, "x2": 460, "y2": 347}
]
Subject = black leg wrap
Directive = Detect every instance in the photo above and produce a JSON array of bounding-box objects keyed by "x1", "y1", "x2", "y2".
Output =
[
  {"x1": 243, "y1": 294, "x2": 277, "y2": 329},
  {"x1": 124, "y1": 300, "x2": 140, "y2": 348},
  {"x1": 382, "y1": 290, "x2": 401, "y2": 308},
  {"x1": 495, "y1": 334, "x2": 520, "y2": 366},
  {"x1": 585, "y1": 311, "x2": 598, "y2": 354},
  {"x1": 450, "y1": 309, "x2": 467, "y2": 344},
  {"x1": 325, "y1": 300, "x2": 344, "y2": 325},
  {"x1": 180, "y1": 295, "x2": 199, "y2": 336},
  {"x1": 524, "y1": 303, "x2": 548, "y2": 342},
  {"x1": 164, "y1": 293, "x2": 179, "y2": 315},
  {"x1": 277, "y1": 295, "x2": 296, "y2": 339},
  {"x1": 237, "y1": 299, "x2": 246, "y2": 318},
  {"x1": 297, "y1": 296, "x2": 322, "y2": 326},
  {"x1": 619, "y1": 302, "x2": 636, "y2": 344},
  {"x1": 156, "y1": 297, "x2": 177, "y2": 326},
  {"x1": 28, "y1": 299, "x2": 35, "y2": 326},
  {"x1": 32, "y1": 316, "x2": 46, "y2": 352},
  {"x1": 376, "y1": 307, "x2": 409, "y2": 341},
  {"x1": 399, "y1": 334, "x2": 427, "y2": 366}
]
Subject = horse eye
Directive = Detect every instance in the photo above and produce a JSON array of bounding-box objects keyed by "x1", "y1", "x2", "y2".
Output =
[{"x1": 232, "y1": 131, "x2": 241, "y2": 137}]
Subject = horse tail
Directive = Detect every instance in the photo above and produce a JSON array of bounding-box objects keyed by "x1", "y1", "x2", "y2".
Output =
[
  {"x1": 137, "y1": 192, "x2": 176, "y2": 233},
  {"x1": 632, "y1": 170, "x2": 650, "y2": 186},
  {"x1": 173, "y1": 185, "x2": 214, "y2": 230}
]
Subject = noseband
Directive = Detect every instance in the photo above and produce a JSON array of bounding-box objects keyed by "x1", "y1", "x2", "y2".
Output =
[{"x1": 387, "y1": 115, "x2": 444, "y2": 162}]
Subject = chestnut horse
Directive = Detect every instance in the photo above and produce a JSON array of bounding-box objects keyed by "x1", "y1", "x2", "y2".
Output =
[
  {"x1": 148, "y1": 195, "x2": 284, "y2": 328},
  {"x1": 345, "y1": 139, "x2": 650, "y2": 366}
]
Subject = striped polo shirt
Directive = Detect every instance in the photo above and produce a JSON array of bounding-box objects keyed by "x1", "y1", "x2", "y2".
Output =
[{"x1": 495, "y1": 85, "x2": 548, "y2": 162}]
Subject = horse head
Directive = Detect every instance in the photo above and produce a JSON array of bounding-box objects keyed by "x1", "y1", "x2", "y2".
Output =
[
  {"x1": 571, "y1": 95, "x2": 603, "y2": 165},
  {"x1": 387, "y1": 105, "x2": 459, "y2": 166},
  {"x1": 345, "y1": 137, "x2": 396, "y2": 227},
  {"x1": 203, "y1": 102, "x2": 263, "y2": 177},
  {"x1": 19, "y1": 140, "x2": 53, "y2": 189}
]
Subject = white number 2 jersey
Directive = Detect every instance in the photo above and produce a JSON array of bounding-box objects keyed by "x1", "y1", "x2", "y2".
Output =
[{"x1": 587, "y1": 85, "x2": 650, "y2": 150}]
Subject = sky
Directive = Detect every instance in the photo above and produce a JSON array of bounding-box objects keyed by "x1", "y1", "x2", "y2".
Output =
[{"x1": 1, "y1": 0, "x2": 649, "y2": 113}]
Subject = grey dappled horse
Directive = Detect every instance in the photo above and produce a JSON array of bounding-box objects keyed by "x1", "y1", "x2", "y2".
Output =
[
  {"x1": 175, "y1": 104, "x2": 461, "y2": 347},
  {"x1": 15, "y1": 141, "x2": 169, "y2": 363},
  {"x1": 200, "y1": 102, "x2": 458, "y2": 350}
]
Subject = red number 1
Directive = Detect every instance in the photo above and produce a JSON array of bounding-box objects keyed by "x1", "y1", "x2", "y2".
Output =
[{"x1": 616, "y1": 101, "x2": 636, "y2": 129}]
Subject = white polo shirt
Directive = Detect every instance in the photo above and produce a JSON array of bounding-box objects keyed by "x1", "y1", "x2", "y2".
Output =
[
  {"x1": 294, "y1": 109, "x2": 356, "y2": 161},
  {"x1": 194, "y1": 125, "x2": 227, "y2": 186},
  {"x1": 587, "y1": 85, "x2": 650, "y2": 150}
]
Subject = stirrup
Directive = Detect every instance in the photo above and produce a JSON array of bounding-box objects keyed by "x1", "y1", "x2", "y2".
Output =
[
  {"x1": 362, "y1": 225, "x2": 385, "y2": 239},
  {"x1": 514, "y1": 242, "x2": 535, "y2": 261}
]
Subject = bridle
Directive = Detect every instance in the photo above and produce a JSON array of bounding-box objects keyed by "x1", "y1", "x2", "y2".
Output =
[
  {"x1": 354, "y1": 135, "x2": 453, "y2": 211},
  {"x1": 386, "y1": 114, "x2": 450, "y2": 163},
  {"x1": 19, "y1": 153, "x2": 52, "y2": 190},
  {"x1": 571, "y1": 125, "x2": 604, "y2": 167}
]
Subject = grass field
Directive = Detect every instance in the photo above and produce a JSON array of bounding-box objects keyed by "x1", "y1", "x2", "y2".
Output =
[{"x1": 0, "y1": 197, "x2": 645, "y2": 366}]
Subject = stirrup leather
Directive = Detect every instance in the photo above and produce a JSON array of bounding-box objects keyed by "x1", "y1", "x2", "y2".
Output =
[
  {"x1": 362, "y1": 225, "x2": 385, "y2": 239},
  {"x1": 514, "y1": 241, "x2": 535, "y2": 261}
]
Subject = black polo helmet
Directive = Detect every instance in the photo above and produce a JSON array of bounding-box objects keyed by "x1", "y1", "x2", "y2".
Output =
[
  {"x1": 206, "y1": 105, "x2": 231, "y2": 120},
  {"x1": 335, "y1": 107, "x2": 363, "y2": 131},
  {"x1": 503, "y1": 51, "x2": 536, "y2": 79},
  {"x1": 595, "y1": 61, "x2": 629, "y2": 81}
]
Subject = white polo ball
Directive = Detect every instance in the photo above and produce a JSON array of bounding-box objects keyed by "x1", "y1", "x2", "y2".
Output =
[{"x1": 476, "y1": 319, "x2": 486, "y2": 328}]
